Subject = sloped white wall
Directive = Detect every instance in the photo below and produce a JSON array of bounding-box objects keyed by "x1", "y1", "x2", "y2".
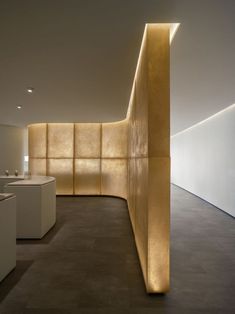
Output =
[
  {"x1": 0, "y1": 125, "x2": 25, "y2": 175},
  {"x1": 171, "y1": 104, "x2": 235, "y2": 217}
]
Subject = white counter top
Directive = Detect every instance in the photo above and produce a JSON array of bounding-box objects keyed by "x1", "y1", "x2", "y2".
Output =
[
  {"x1": 0, "y1": 193, "x2": 14, "y2": 201},
  {"x1": 7, "y1": 176, "x2": 55, "y2": 186},
  {"x1": 0, "y1": 175, "x2": 54, "y2": 186}
]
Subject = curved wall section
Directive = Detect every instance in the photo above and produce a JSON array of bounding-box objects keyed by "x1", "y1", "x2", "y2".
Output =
[
  {"x1": 28, "y1": 24, "x2": 172, "y2": 293},
  {"x1": 171, "y1": 104, "x2": 235, "y2": 218},
  {"x1": 28, "y1": 120, "x2": 128, "y2": 199}
]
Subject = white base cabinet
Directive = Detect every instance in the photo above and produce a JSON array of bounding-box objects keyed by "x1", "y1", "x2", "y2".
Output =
[
  {"x1": 0, "y1": 194, "x2": 16, "y2": 282},
  {"x1": 5, "y1": 177, "x2": 56, "y2": 239}
]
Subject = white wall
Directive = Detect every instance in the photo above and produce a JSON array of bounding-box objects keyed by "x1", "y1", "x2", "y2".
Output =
[
  {"x1": 171, "y1": 104, "x2": 235, "y2": 217},
  {"x1": 0, "y1": 125, "x2": 25, "y2": 175}
]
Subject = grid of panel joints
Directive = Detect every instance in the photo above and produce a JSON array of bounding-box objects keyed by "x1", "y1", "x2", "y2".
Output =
[{"x1": 29, "y1": 122, "x2": 128, "y2": 198}]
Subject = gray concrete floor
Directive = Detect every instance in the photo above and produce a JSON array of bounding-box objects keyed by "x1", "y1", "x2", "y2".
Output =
[{"x1": 0, "y1": 185, "x2": 234, "y2": 313}]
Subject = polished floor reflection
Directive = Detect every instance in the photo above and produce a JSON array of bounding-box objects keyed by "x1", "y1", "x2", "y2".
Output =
[{"x1": 0, "y1": 185, "x2": 235, "y2": 313}]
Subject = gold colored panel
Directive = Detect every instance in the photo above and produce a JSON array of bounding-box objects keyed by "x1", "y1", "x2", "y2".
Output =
[
  {"x1": 135, "y1": 157, "x2": 148, "y2": 282},
  {"x1": 147, "y1": 25, "x2": 170, "y2": 158},
  {"x1": 28, "y1": 124, "x2": 47, "y2": 158},
  {"x1": 74, "y1": 123, "x2": 101, "y2": 158},
  {"x1": 135, "y1": 35, "x2": 148, "y2": 158},
  {"x1": 102, "y1": 120, "x2": 128, "y2": 158},
  {"x1": 101, "y1": 159, "x2": 127, "y2": 199},
  {"x1": 75, "y1": 159, "x2": 100, "y2": 195},
  {"x1": 47, "y1": 159, "x2": 73, "y2": 195},
  {"x1": 147, "y1": 157, "x2": 170, "y2": 293},
  {"x1": 48, "y1": 123, "x2": 74, "y2": 158},
  {"x1": 127, "y1": 158, "x2": 136, "y2": 232},
  {"x1": 127, "y1": 25, "x2": 171, "y2": 293},
  {"x1": 29, "y1": 158, "x2": 46, "y2": 176},
  {"x1": 128, "y1": 86, "x2": 136, "y2": 159}
]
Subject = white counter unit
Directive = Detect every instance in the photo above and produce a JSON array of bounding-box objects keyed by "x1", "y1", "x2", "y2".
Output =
[
  {"x1": 4, "y1": 176, "x2": 56, "y2": 239},
  {"x1": 0, "y1": 175, "x2": 24, "y2": 192},
  {"x1": 0, "y1": 193, "x2": 16, "y2": 282}
]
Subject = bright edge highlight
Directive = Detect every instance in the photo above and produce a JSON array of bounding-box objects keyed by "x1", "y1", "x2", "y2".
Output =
[{"x1": 172, "y1": 103, "x2": 235, "y2": 138}]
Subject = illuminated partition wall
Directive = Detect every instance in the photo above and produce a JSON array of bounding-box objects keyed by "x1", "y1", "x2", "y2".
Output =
[
  {"x1": 127, "y1": 24, "x2": 170, "y2": 293},
  {"x1": 29, "y1": 24, "x2": 173, "y2": 293},
  {"x1": 28, "y1": 120, "x2": 128, "y2": 198}
]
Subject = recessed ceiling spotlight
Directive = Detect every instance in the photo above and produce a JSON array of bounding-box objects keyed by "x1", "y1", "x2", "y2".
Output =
[
  {"x1": 27, "y1": 87, "x2": 34, "y2": 93},
  {"x1": 16, "y1": 105, "x2": 22, "y2": 110}
]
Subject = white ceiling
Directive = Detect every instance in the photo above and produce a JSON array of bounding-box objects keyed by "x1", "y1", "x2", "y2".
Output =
[{"x1": 0, "y1": 0, "x2": 234, "y2": 134}]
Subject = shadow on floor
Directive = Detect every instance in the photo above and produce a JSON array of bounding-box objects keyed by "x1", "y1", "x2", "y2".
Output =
[
  {"x1": 16, "y1": 220, "x2": 65, "y2": 245},
  {"x1": 0, "y1": 260, "x2": 34, "y2": 303}
]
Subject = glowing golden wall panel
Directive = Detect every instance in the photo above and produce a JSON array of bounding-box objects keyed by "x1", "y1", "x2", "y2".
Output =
[
  {"x1": 75, "y1": 123, "x2": 101, "y2": 158},
  {"x1": 134, "y1": 157, "x2": 148, "y2": 282},
  {"x1": 147, "y1": 25, "x2": 170, "y2": 158},
  {"x1": 29, "y1": 158, "x2": 46, "y2": 176},
  {"x1": 28, "y1": 23, "x2": 173, "y2": 294},
  {"x1": 47, "y1": 159, "x2": 73, "y2": 195},
  {"x1": 127, "y1": 158, "x2": 136, "y2": 231},
  {"x1": 102, "y1": 120, "x2": 128, "y2": 158},
  {"x1": 28, "y1": 124, "x2": 47, "y2": 158},
  {"x1": 48, "y1": 123, "x2": 74, "y2": 158},
  {"x1": 128, "y1": 88, "x2": 137, "y2": 159},
  {"x1": 127, "y1": 24, "x2": 170, "y2": 293},
  {"x1": 75, "y1": 159, "x2": 100, "y2": 195},
  {"x1": 135, "y1": 38, "x2": 148, "y2": 158},
  {"x1": 101, "y1": 159, "x2": 127, "y2": 199},
  {"x1": 147, "y1": 157, "x2": 170, "y2": 292}
]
